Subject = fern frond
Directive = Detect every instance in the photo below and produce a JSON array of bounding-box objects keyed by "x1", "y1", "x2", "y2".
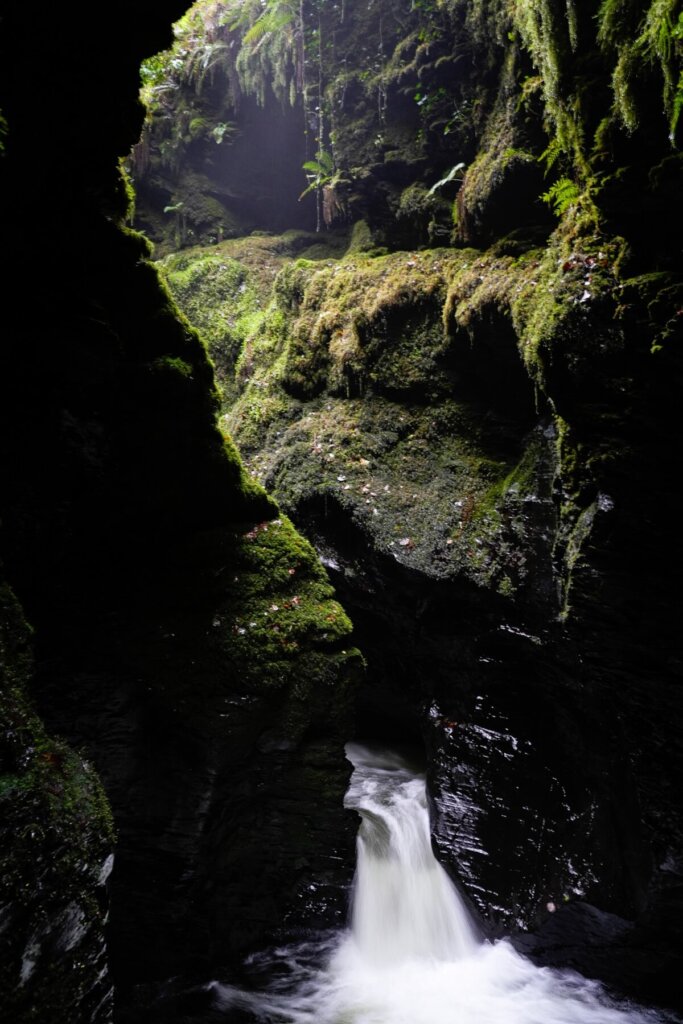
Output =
[
  {"x1": 541, "y1": 177, "x2": 580, "y2": 216},
  {"x1": 243, "y1": 7, "x2": 294, "y2": 46},
  {"x1": 539, "y1": 137, "x2": 563, "y2": 172}
]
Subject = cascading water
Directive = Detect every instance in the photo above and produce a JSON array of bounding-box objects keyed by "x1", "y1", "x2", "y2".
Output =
[
  {"x1": 211, "y1": 745, "x2": 676, "y2": 1023},
  {"x1": 344, "y1": 744, "x2": 477, "y2": 965}
]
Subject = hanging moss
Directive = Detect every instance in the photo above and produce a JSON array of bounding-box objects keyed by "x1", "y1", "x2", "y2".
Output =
[{"x1": 598, "y1": 0, "x2": 683, "y2": 142}]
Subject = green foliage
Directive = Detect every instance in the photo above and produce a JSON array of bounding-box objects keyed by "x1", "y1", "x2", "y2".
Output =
[
  {"x1": 189, "y1": 115, "x2": 210, "y2": 138},
  {"x1": 186, "y1": 39, "x2": 233, "y2": 93},
  {"x1": 598, "y1": 0, "x2": 683, "y2": 142},
  {"x1": 512, "y1": 0, "x2": 589, "y2": 174},
  {"x1": 541, "y1": 176, "x2": 581, "y2": 216},
  {"x1": 234, "y1": 0, "x2": 301, "y2": 107},
  {"x1": 539, "y1": 135, "x2": 563, "y2": 173},
  {"x1": 140, "y1": 52, "x2": 169, "y2": 88},
  {"x1": 300, "y1": 150, "x2": 336, "y2": 197},
  {"x1": 241, "y1": 3, "x2": 296, "y2": 45},
  {"x1": 300, "y1": 150, "x2": 348, "y2": 230}
]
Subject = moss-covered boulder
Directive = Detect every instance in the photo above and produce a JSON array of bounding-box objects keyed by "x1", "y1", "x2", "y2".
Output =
[{"x1": 164, "y1": 241, "x2": 573, "y2": 610}]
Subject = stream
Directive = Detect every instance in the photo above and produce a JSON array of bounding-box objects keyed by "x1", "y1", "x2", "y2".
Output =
[{"x1": 205, "y1": 744, "x2": 675, "y2": 1024}]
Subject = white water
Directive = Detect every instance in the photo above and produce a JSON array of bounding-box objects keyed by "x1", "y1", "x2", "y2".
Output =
[
  {"x1": 344, "y1": 744, "x2": 478, "y2": 965},
  {"x1": 211, "y1": 744, "x2": 673, "y2": 1024}
]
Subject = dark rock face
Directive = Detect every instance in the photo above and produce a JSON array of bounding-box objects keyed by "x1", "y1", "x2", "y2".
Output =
[
  {"x1": 0, "y1": 3, "x2": 361, "y2": 1020},
  {"x1": 295, "y1": 410, "x2": 683, "y2": 1008},
  {"x1": 2, "y1": 504, "x2": 361, "y2": 1018},
  {"x1": 0, "y1": 583, "x2": 114, "y2": 1024},
  {"x1": 49, "y1": 647, "x2": 357, "y2": 995}
]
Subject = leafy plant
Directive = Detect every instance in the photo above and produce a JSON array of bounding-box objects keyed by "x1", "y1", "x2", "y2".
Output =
[
  {"x1": 189, "y1": 116, "x2": 210, "y2": 139},
  {"x1": 300, "y1": 150, "x2": 336, "y2": 198},
  {"x1": 541, "y1": 177, "x2": 580, "y2": 216},
  {"x1": 240, "y1": 2, "x2": 296, "y2": 45},
  {"x1": 300, "y1": 150, "x2": 347, "y2": 231}
]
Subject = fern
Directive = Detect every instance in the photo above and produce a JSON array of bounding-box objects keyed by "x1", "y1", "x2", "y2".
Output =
[
  {"x1": 539, "y1": 135, "x2": 563, "y2": 172},
  {"x1": 235, "y1": 0, "x2": 300, "y2": 105},
  {"x1": 541, "y1": 177, "x2": 580, "y2": 216},
  {"x1": 243, "y1": 6, "x2": 295, "y2": 46},
  {"x1": 185, "y1": 40, "x2": 232, "y2": 93}
]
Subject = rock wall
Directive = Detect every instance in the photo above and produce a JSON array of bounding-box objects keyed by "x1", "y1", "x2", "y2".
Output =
[
  {"x1": 0, "y1": 582, "x2": 114, "y2": 1024},
  {"x1": 0, "y1": 3, "x2": 361, "y2": 1020}
]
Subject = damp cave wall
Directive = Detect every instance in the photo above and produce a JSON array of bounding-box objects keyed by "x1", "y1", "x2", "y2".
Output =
[{"x1": 0, "y1": 4, "x2": 361, "y2": 1021}]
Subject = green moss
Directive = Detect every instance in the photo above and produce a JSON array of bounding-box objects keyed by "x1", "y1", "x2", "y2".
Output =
[
  {"x1": 159, "y1": 251, "x2": 260, "y2": 402},
  {"x1": 598, "y1": 0, "x2": 683, "y2": 143},
  {"x1": 269, "y1": 249, "x2": 456, "y2": 399},
  {"x1": 159, "y1": 232, "x2": 350, "y2": 406},
  {"x1": 151, "y1": 355, "x2": 194, "y2": 378},
  {"x1": 117, "y1": 159, "x2": 136, "y2": 224},
  {"x1": 211, "y1": 243, "x2": 559, "y2": 595},
  {"x1": 345, "y1": 220, "x2": 375, "y2": 255},
  {"x1": 0, "y1": 581, "x2": 114, "y2": 1017},
  {"x1": 510, "y1": 234, "x2": 625, "y2": 388},
  {"x1": 214, "y1": 515, "x2": 361, "y2": 712}
]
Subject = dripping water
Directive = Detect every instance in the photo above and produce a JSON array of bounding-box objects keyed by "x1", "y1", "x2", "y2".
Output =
[{"x1": 208, "y1": 744, "x2": 676, "y2": 1023}]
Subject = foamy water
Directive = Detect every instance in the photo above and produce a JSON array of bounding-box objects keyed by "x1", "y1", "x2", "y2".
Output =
[{"x1": 209, "y1": 744, "x2": 674, "y2": 1024}]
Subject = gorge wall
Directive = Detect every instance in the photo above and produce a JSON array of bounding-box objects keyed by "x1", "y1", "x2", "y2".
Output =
[
  {"x1": 1, "y1": 0, "x2": 682, "y2": 1020},
  {"x1": 0, "y1": 4, "x2": 360, "y2": 1021}
]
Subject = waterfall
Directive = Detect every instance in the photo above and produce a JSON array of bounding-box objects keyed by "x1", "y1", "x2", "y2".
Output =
[
  {"x1": 344, "y1": 743, "x2": 477, "y2": 964},
  {"x1": 209, "y1": 745, "x2": 674, "y2": 1024}
]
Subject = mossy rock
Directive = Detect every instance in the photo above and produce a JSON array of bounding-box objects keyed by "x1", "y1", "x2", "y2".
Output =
[
  {"x1": 0, "y1": 582, "x2": 114, "y2": 1021},
  {"x1": 212, "y1": 247, "x2": 558, "y2": 604}
]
